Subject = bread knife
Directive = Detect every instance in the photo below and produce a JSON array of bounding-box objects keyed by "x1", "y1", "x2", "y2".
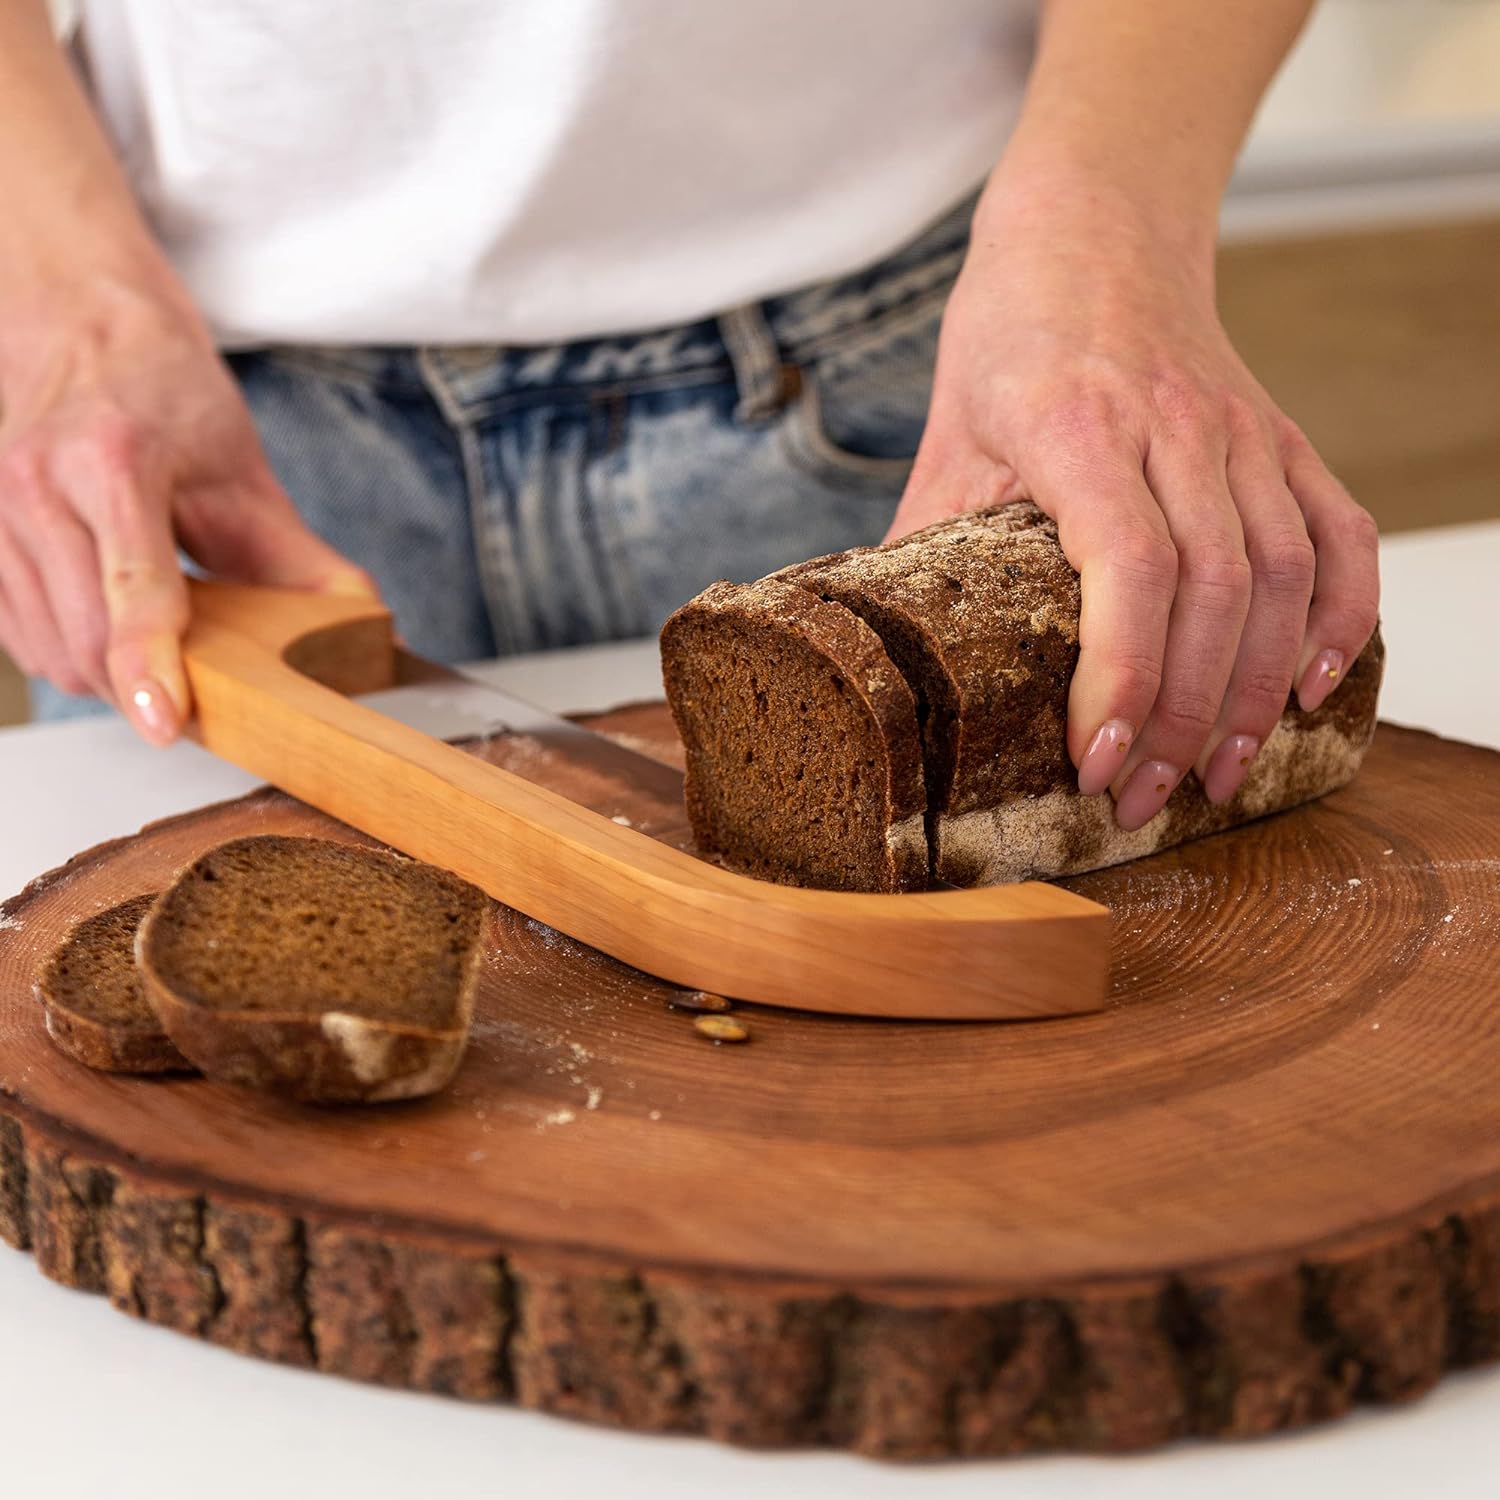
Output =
[
  {"x1": 358, "y1": 656, "x2": 689, "y2": 808},
  {"x1": 180, "y1": 579, "x2": 1111, "y2": 1020}
]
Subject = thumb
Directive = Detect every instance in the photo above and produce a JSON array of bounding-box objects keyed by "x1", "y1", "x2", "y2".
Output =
[{"x1": 185, "y1": 472, "x2": 380, "y2": 600}]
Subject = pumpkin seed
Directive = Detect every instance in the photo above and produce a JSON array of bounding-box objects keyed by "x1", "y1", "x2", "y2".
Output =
[
  {"x1": 693, "y1": 1015, "x2": 750, "y2": 1044},
  {"x1": 667, "y1": 990, "x2": 732, "y2": 1014}
]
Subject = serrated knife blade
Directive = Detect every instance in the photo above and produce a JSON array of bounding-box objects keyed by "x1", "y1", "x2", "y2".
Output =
[{"x1": 357, "y1": 650, "x2": 689, "y2": 806}]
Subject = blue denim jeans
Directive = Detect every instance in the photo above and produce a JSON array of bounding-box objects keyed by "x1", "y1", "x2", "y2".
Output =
[{"x1": 31, "y1": 195, "x2": 972, "y2": 719}]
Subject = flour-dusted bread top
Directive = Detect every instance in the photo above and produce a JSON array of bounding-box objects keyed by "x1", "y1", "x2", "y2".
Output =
[
  {"x1": 937, "y1": 635, "x2": 1385, "y2": 884},
  {"x1": 778, "y1": 502, "x2": 1080, "y2": 817},
  {"x1": 661, "y1": 578, "x2": 927, "y2": 892},
  {"x1": 36, "y1": 892, "x2": 191, "y2": 1074},
  {"x1": 137, "y1": 835, "x2": 490, "y2": 1104}
]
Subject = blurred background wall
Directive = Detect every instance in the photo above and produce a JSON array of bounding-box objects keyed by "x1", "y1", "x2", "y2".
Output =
[
  {"x1": 3, "y1": 0, "x2": 1498, "y2": 726},
  {"x1": 1255, "y1": 0, "x2": 1500, "y2": 134},
  {"x1": 1218, "y1": 0, "x2": 1500, "y2": 548}
]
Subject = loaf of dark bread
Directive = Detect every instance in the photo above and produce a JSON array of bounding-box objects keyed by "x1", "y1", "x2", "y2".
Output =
[
  {"x1": 662, "y1": 503, "x2": 1384, "y2": 890},
  {"x1": 36, "y1": 893, "x2": 192, "y2": 1074},
  {"x1": 137, "y1": 836, "x2": 490, "y2": 1103}
]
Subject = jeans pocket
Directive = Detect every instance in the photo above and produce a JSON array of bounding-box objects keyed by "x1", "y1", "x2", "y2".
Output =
[{"x1": 777, "y1": 290, "x2": 946, "y2": 497}]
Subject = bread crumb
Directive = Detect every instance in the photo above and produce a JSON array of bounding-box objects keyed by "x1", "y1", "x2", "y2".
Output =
[
  {"x1": 1346, "y1": 878, "x2": 1362, "y2": 888},
  {"x1": 537, "y1": 1107, "x2": 576, "y2": 1131},
  {"x1": 585, "y1": 1085, "x2": 603, "y2": 1110},
  {"x1": 611, "y1": 814, "x2": 633, "y2": 827}
]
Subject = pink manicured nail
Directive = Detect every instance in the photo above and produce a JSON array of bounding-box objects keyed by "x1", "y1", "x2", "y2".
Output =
[
  {"x1": 1203, "y1": 735, "x2": 1260, "y2": 806},
  {"x1": 1298, "y1": 649, "x2": 1345, "y2": 713},
  {"x1": 129, "y1": 678, "x2": 177, "y2": 744},
  {"x1": 1115, "y1": 760, "x2": 1181, "y2": 832},
  {"x1": 1078, "y1": 718, "x2": 1135, "y2": 796}
]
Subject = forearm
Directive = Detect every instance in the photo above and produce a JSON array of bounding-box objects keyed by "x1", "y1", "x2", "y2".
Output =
[
  {"x1": 0, "y1": 0, "x2": 189, "y2": 378},
  {"x1": 984, "y1": 0, "x2": 1314, "y2": 272}
]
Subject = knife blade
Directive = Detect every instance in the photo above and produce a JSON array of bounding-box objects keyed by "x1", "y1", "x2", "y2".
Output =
[{"x1": 358, "y1": 650, "x2": 689, "y2": 807}]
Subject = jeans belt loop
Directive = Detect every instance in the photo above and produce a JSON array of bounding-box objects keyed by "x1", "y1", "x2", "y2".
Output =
[{"x1": 718, "y1": 302, "x2": 794, "y2": 424}]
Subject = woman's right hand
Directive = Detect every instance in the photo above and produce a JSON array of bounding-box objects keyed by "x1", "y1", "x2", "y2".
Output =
[{"x1": 0, "y1": 276, "x2": 377, "y2": 744}]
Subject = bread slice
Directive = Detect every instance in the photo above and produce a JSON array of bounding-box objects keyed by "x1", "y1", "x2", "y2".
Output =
[
  {"x1": 779, "y1": 504, "x2": 1081, "y2": 822},
  {"x1": 137, "y1": 836, "x2": 490, "y2": 1104},
  {"x1": 662, "y1": 504, "x2": 1385, "y2": 889},
  {"x1": 36, "y1": 893, "x2": 192, "y2": 1074},
  {"x1": 660, "y1": 578, "x2": 927, "y2": 892}
]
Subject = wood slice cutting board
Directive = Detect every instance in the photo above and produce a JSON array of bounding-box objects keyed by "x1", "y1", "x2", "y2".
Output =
[{"x1": 1, "y1": 705, "x2": 1497, "y2": 1460}]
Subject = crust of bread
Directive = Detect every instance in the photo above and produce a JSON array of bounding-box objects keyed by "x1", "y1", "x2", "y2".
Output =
[{"x1": 35, "y1": 893, "x2": 191, "y2": 1075}]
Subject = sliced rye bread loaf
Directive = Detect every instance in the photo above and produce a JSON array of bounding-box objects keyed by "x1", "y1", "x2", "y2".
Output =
[
  {"x1": 137, "y1": 836, "x2": 490, "y2": 1104},
  {"x1": 659, "y1": 578, "x2": 927, "y2": 892},
  {"x1": 36, "y1": 893, "x2": 193, "y2": 1074},
  {"x1": 662, "y1": 503, "x2": 1385, "y2": 889}
]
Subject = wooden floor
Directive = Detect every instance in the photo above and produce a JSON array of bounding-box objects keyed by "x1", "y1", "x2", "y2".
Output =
[{"x1": 2, "y1": 214, "x2": 1496, "y2": 728}]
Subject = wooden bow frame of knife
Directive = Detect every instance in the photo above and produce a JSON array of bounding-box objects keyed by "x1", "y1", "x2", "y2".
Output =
[{"x1": 182, "y1": 581, "x2": 1110, "y2": 1020}]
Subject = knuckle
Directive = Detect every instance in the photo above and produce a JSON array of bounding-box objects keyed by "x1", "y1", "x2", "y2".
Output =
[
  {"x1": 83, "y1": 411, "x2": 140, "y2": 476},
  {"x1": 1149, "y1": 375, "x2": 1207, "y2": 427},
  {"x1": 1250, "y1": 532, "x2": 1317, "y2": 598},
  {"x1": 1152, "y1": 690, "x2": 1221, "y2": 744},
  {"x1": 1181, "y1": 545, "x2": 1253, "y2": 607},
  {"x1": 106, "y1": 565, "x2": 188, "y2": 627},
  {"x1": 1327, "y1": 597, "x2": 1380, "y2": 652},
  {"x1": 1238, "y1": 664, "x2": 1298, "y2": 714},
  {"x1": 1109, "y1": 530, "x2": 1179, "y2": 595},
  {"x1": 1221, "y1": 390, "x2": 1264, "y2": 441},
  {"x1": 1337, "y1": 503, "x2": 1380, "y2": 553},
  {"x1": 103, "y1": 561, "x2": 154, "y2": 601},
  {"x1": 1276, "y1": 416, "x2": 1314, "y2": 460},
  {"x1": 1037, "y1": 391, "x2": 1120, "y2": 449},
  {"x1": 1102, "y1": 650, "x2": 1164, "y2": 712}
]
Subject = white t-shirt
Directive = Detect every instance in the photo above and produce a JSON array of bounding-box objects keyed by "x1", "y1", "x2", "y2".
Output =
[{"x1": 72, "y1": 2, "x2": 1036, "y2": 347}]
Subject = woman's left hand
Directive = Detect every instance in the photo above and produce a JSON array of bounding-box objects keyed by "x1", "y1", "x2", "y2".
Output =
[{"x1": 888, "y1": 173, "x2": 1380, "y2": 830}]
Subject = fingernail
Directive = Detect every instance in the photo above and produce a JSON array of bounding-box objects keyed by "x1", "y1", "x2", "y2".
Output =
[
  {"x1": 128, "y1": 678, "x2": 178, "y2": 745},
  {"x1": 1078, "y1": 718, "x2": 1135, "y2": 796},
  {"x1": 1203, "y1": 735, "x2": 1260, "y2": 805},
  {"x1": 1115, "y1": 760, "x2": 1182, "y2": 832},
  {"x1": 1298, "y1": 649, "x2": 1345, "y2": 713}
]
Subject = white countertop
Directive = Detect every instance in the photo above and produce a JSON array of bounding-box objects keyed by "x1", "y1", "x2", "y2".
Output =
[{"x1": 3, "y1": 521, "x2": 1498, "y2": 1500}]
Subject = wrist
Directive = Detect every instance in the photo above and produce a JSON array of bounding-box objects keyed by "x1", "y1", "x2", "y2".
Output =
[
  {"x1": 0, "y1": 241, "x2": 204, "y2": 394},
  {"x1": 977, "y1": 141, "x2": 1222, "y2": 296}
]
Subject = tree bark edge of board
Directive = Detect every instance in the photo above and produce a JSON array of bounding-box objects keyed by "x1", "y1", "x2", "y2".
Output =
[{"x1": 3, "y1": 1096, "x2": 1496, "y2": 1459}]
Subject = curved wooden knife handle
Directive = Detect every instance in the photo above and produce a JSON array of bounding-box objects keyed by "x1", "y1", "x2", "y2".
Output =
[{"x1": 182, "y1": 581, "x2": 1110, "y2": 1020}]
